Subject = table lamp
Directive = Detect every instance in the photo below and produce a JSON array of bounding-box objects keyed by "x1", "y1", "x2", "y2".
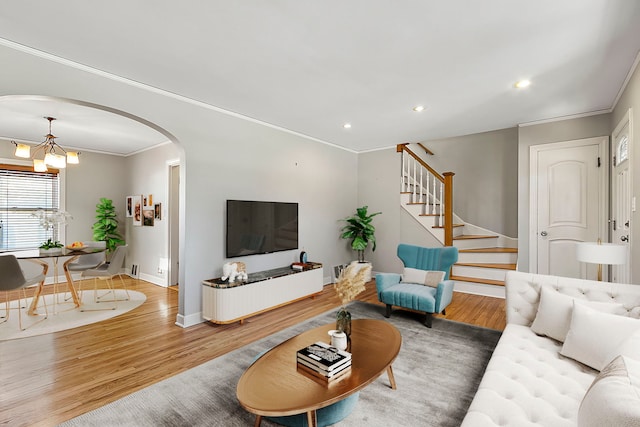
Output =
[{"x1": 576, "y1": 241, "x2": 627, "y2": 281}]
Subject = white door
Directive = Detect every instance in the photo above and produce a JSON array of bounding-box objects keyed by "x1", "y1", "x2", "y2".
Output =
[
  {"x1": 611, "y1": 110, "x2": 632, "y2": 283},
  {"x1": 531, "y1": 138, "x2": 607, "y2": 279}
]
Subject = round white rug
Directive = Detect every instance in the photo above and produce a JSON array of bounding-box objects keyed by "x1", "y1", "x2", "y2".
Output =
[{"x1": 0, "y1": 289, "x2": 146, "y2": 341}]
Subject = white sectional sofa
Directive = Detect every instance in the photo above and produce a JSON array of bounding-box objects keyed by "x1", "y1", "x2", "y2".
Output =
[{"x1": 462, "y1": 271, "x2": 640, "y2": 427}]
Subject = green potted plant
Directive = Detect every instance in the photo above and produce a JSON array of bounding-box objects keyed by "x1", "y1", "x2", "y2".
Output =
[
  {"x1": 39, "y1": 238, "x2": 64, "y2": 252},
  {"x1": 92, "y1": 198, "x2": 125, "y2": 252},
  {"x1": 340, "y1": 205, "x2": 381, "y2": 263}
]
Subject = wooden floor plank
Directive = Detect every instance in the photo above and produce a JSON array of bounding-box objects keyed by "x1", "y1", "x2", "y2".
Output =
[{"x1": 0, "y1": 278, "x2": 505, "y2": 427}]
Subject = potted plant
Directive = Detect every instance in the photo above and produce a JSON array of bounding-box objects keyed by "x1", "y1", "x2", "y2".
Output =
[
  {"x1": 39, "y1": 238, "x2": 64, "y2": 253},
  {"x1": 340, "y1": 205, "x2": 381, "y2": 263},
  {"x1": 92, "y1": 198, "x2": 125, "y2": 252}
]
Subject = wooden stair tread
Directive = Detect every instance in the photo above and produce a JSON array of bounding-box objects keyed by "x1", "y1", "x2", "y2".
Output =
[
  {"x1": 453, "y1": 234, "x2": 498, "y2": 240},
  {"x1": 459, "y1": 247, "x2": 518, "y2": 253},
  {"x1": 455, "y1": 262, "x2": 516, "y2": 270},
  {"x1": 432, "y1": 224, "x2": 464, "y2": 229},
  {"x1": 451, "y1": 275, "x2": 505, "y2": 286}
]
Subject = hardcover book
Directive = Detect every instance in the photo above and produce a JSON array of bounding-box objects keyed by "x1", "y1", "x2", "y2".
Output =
[
  {"x1": 296, "y1": 341, "x2": 351, "y2": 371},
  {"x1": 297, "y1": 360, "x2": 352, "y2": 382},
  {"x1": 296, "y1": 357, "x2": 351, "y2": 377}
]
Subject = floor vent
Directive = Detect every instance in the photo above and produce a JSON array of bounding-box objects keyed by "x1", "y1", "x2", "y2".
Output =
[{"x1": 131, "y1": 263, "x2": 140, "y2": 278}]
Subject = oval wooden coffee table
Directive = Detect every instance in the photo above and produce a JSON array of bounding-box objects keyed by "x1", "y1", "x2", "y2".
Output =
[{"x1": 237, "y1": 318, "x2": 401, "y2": 427}]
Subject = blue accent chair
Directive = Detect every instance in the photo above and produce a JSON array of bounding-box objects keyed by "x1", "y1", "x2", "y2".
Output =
[{"x1": 375, "y1": 244, "x2": 458, "y2": 327}]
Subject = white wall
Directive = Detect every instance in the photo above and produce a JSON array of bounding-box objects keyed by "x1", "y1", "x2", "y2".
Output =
[
  {"x1": 0, "y1": 44, "x2": 358, "y2": 326},
  {"x1": 124, "y1": 142, "x2": 180, "y2": 286},
  {"x1": 517, "y1": 114, "x2": 611, "y2": 272}
]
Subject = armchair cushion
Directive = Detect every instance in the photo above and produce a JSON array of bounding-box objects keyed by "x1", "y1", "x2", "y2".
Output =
[{"x1": 402, "y1": 268, "x2": 446, "y2": 288}]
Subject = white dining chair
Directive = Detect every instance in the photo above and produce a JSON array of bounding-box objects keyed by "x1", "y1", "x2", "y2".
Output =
[{"x1": 0, "y1": 255, "x2": 49, "y2": 330}]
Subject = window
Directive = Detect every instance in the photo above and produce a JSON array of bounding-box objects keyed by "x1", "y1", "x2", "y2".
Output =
[
  {"x1": 616, "y1": 135, "x2": 629, "y2": 166},
  {"x1": 0, "y1": 164, "x2": 60, "y2": 250}
]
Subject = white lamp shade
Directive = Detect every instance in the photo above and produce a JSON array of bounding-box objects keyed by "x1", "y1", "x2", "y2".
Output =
[
  {"x1": 33, "y1": 159, "x2": 48, "y2": 172},
  {"x1": 45, "y1": 152, "x2": 66, "y2": 168},
  {"x1": 66, "y1": 151, "x2": 79, "y2": 164},
  {"x1": 14, "y1": 143, "x2": 31, "y2": 158},
  {"x1": 576, "y1": 242, "x2": 627, "y2": 265}
]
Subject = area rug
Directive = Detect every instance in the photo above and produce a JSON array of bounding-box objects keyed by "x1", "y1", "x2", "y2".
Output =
[
  {"x1": 0, "y1": 290, "x2": 146, "y2": 341},
  {"x1": 60, "y1": 301, "x2": 501, "y2": 427}
]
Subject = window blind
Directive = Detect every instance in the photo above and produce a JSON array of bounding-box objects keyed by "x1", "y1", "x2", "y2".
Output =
[{"x1": 0, "y1": 164, "x2": 60, "y2": 250}]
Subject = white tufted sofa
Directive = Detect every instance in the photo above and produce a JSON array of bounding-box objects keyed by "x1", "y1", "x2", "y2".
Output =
[{"x1": 461, "y1": 271, "x2": 640, "y2": 427}]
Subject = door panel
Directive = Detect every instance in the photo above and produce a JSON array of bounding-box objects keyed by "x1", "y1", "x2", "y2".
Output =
[
  {"x1": 536, "y1": 142, "x2": 602, "y2": 279},
  {"x1": 612, "y1": 115, "x2": 631, "y2": 283}
]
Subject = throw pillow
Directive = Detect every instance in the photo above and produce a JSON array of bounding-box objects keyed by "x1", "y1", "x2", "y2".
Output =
[
  {"x1": 423, "y1": 270, "x2": 446, "y2": 288},
  {"x1": 531, "y1": 287, "x2": 625, "y2": 342},
  {"x1": 578, "y1": 356, "x2": 640, "y2": 427},
  {"x1": 561, "y1": 303, "x2": 640, "y2": 371},
  {"x1": 606, "y1": 329, "x2": 640, "y2": 366},
  {"x1": 402, "y1": 268, "x2": 426, "y2": 284}
]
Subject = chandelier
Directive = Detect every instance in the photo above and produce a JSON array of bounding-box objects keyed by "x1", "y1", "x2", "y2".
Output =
[{"x1": 12, "y1": 116, "x2": 80, "y2": 171}]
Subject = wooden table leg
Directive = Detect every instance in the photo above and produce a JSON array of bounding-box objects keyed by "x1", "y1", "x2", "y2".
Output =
[
  {"x1": 27, "y1": 259, "x2": 48, "y2": 316},
  {"x1": 307, "y1": 410, "x2": 317, "y2": 427},
  {"x1": 387, "y1": 365, "x2": 397, "y2": 390},
  {"x1": 62, "y1": 255, "x2": 81, "y2": 308},
  {"x1": 254, "y1": 415, "x2": 262, "y2": 427}
]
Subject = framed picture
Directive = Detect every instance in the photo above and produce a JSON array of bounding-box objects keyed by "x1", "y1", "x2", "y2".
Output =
[
  {"x1": 125, "y1": 196, "x2": 133, "y2": 217},
  {"x1": 154, "y1": 203, "x2": 162, "y2": 220},
  {"x1": 143, "y1": 208, "x2": 154, "y2": 226},
  {"x1": 132, "y1": 195, "x2": 142, "y2": 227}
]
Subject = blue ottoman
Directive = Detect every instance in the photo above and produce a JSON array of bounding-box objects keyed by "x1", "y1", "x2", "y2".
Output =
[
  {"x1": 250, "y1": 350, "x2": 360, "y2": 427},
  {"x1": 266, "y1": 392, "x2": 359, "y2": 427}
]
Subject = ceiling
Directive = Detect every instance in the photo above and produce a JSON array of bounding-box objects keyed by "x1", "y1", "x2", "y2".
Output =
[{"x1": 0, "y1": 1, "x2": 639, "y2": 155}]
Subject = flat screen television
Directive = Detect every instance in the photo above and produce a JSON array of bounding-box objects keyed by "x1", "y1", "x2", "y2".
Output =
[{"x1": 226, "y1": 199, "x2": 299, "y2": 258}]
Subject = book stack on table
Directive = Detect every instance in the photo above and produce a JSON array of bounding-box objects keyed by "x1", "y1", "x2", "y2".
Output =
[{"x1": 296, "y1": 341, "x2": 352, "y2": 381}]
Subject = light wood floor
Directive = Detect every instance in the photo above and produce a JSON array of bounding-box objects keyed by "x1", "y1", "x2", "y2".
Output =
[{"x1": 0, "y1": 278, "x2": 506, "y2": 427}]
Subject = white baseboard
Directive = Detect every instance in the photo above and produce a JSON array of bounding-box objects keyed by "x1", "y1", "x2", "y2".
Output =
[
  {"x1": 138, "y1": 272, "x2": 167, "y2": 287},
  {"x1": 175, "y1": 311, "x2": 204, "y2": 328}
]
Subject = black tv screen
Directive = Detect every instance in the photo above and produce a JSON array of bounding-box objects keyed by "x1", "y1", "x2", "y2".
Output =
[{"x1": 226, "y1": 200, "x2": 299, "y2": 258}]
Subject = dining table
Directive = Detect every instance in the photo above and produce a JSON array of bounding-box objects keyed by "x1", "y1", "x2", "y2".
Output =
[{"x1": 3, "y1": 247, "x2": 107, "y2": 315}]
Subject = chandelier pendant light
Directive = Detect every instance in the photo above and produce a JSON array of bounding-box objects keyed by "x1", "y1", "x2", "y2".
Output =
[{"x1": 12, "y1": 116, "x2": 80, "y2": 171}]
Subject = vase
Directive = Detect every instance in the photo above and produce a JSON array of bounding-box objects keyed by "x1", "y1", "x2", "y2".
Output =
[{"x1": 336, "y1": 307, "x2": 352, "y2": 337}]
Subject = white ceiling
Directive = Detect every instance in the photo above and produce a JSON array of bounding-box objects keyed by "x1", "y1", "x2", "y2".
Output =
[{"x1": 0, "y1": 1, "x2": 639, "y2": 155}]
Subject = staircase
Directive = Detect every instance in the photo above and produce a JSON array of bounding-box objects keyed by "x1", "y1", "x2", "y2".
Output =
[{"x1": 399, "y1": 144, "x2": 517, "y2": 297}]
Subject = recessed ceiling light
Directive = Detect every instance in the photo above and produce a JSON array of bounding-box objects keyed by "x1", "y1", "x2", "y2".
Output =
[
  {"x1": 515, "y1": 80, "x2": 531, "y2": 89},
  {"x1": 413, "y1": 105, "x2": 425, "y2": 112},
  {"x1": 343, "y1": 123, "x2": 352, "y2": 129}
]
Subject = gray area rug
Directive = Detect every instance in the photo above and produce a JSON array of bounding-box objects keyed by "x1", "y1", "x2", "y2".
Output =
[{"x1": 60, "y1": 302, "x2": 501, "y2": 427}]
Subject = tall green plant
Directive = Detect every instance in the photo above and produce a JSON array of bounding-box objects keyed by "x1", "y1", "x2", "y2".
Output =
[
  {"x1": 92, "y1": 198, "x2": 125, "y2": 252},
  {"x1": 340, "y1": 205, "x2": 382, "y2": 262}
]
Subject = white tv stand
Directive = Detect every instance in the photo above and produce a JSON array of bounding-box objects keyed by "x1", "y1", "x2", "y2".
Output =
[{"x1": 202, "y1": 264, "x2": 323, "y2": 324}]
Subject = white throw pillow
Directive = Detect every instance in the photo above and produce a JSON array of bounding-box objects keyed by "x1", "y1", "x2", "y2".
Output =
[
  {"x1": 531, "y1": 287, "x2": 624, "y2": 343},
  {"x1": 402, "y1": 268, "x2": 445, "y2": 288},
  {"x1": 424, "y1": 271, "x2": 445, "y2": 287},
  {"x1": 561, "y1": 303, "x2": 640, "y2": 371},
  {"x1": 606, "y1": 329, "x2": 640, "y2": 366},
  {"x1": 578, "y1": 356, "x2": 640, "y2": 427},
  {"x1": 402, "y1": 267, "x2": 426, "y2": 284}
]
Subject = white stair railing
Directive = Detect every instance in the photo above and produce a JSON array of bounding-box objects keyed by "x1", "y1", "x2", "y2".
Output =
[{"x1": 398, "y1": 143, "x2": 455, "y2": 246}]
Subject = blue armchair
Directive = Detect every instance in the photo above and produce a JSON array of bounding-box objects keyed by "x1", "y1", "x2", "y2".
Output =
[{"x1": 375, "y1": 244, "x2": 458, "y2": 327}]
